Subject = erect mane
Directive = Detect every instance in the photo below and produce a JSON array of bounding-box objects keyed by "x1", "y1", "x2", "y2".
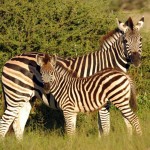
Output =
[
  {"x1": 43, "y1": 54, "x2": 50, "y2": 64},
  {"x1": 99, "y1": 28, "x2": 120, "y2": 48}
]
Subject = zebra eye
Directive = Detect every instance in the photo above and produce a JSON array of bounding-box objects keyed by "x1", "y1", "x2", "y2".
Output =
[
  {"x1": 51, "y1": 71, "x2": 54, "y2": 76},
  {"x1": 140, "y1": 37, "x2": 142, "y2": 41},
  {"x1": 124, "y1": 39, "x2": 128, "y2": 43}
]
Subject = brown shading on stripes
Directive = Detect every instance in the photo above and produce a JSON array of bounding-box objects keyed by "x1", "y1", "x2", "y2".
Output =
[
  {"x1": 99, "y1": 28, "x2": 120, "y2": 49},
  {"x1": 129, "y1": 78, "x2": 137, "y2": 112},
  {"x1": 43, "y1": 54, "x2": 51, "y2": 64}
]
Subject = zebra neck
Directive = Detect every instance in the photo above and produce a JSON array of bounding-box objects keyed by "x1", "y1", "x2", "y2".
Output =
[
  {"x1": 100, "y1": 31, "x2": 121, "y2": 51},
  {"x1": 49, "y1": 69, "x2": 74, "y2": 100},
  {"x1": 98, "y1": 34, "x2": 130, "y2": 72},
  {"x1": 56, "y1": 30, "x2": 130, "y2": 77}
]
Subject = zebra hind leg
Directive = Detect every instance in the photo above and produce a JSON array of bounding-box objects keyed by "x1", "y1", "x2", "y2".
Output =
[
  {"x1": 98, "y1": 104, "x2": 110, "y2": 137},
  {"x1": 123, "y1": 117, "x2": 133, "y2": 136},
  {"x1": 0, "y1": 106, "x2": 19, "y2": 139},
  {"x1": 113, "y1": 99, "x2": 142, "y2": 136},
  {"x1": 121, "y1": 108, "x2": 142, "y2": 136},
  {"x1": 13, "y1": 102, "x2": 32, "y2": 140}
]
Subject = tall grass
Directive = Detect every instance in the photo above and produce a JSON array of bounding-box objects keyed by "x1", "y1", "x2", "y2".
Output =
[{"x1": 0, "y1": 109, "x2": 149, "y2": 150}]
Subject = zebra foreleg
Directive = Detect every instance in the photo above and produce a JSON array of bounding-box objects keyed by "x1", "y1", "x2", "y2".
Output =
[
  {"x1": 13, "y1": 102, "x2": 31, "y2": 140},
  {"x1": 98, "y1": 106, "x2": 110, "y2": 137},
  {"x1": 63, "y1": 111, "x2": 77, "y2": 135}
]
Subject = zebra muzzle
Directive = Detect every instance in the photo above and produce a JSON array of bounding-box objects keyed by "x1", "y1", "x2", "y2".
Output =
[
  {"x1": 43, "y1": 83, "x2": 51, "y2": 93},
  {"x1": 130, "y1": 52, "x2": 141, "y2": 67}
]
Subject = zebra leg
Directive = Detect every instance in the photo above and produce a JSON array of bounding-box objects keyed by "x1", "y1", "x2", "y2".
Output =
[
  {"x1": 113, "y1": 102, "x2": 142, "y2": 136},
  {"x1": 13, "y1": 102, "x2": 31, "y2": 140},
  {"x1": 0, "y1": 106, "x2": 19, "y2": 138},
  {"x1": 63, "y1": 111, "x2": 77, "y2": 135},
  {"x1": 123, "y1": 117, "x2": 132, "y2": 136},
  {"x1": 122, "y1": 109, "x2": 142, "y2": 135},
  {"x1": 98, "y1": 105, "x2": 110, "y2": 137}
]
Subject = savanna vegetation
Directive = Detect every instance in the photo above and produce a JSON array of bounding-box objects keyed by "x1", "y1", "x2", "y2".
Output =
[{"x1": 0, "y1": 0, "x2": 150, "y2": 149}]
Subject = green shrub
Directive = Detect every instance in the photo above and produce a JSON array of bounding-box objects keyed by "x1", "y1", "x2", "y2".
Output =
[{"x1": 0, "y1": 0, "x2": 115, "y2": 57}]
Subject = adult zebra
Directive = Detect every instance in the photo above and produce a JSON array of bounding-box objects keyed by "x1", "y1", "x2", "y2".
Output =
[
  {"x1": 36, "y1": 54, "x2": 142, "y2": 136},
  {"x1": 54, "y1": 16, "x2": 144, "y2": 136},
  {"x1": 0, "y1": 17, "x2": 144, "y2": 139}
]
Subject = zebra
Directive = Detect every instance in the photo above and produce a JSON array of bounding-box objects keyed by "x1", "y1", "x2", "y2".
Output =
[
  {"x1": 57, "y1": 16, "x2": 144, "y2": 136},
  {"x1": 0, "y1": 17, "x2": 144, "y2": 139},
  {"x1": 36, "y1": 53, "x2": 142, "y2": 136}
]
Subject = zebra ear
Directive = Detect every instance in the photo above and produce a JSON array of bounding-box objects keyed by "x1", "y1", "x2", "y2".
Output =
[
  {"x1": 116, "y1": 18, "x2": 128, "y2": 33},
  {"x1": 36, "y1": 54, "x2": 44, "y2": 67},
  {"x1": 125, "y1": 17, "x2": 134, "y2": 30},
  {"x1": 50, "y1": 54, "x2": 57, "y2": 67},
  {"x1": 135, "y1": 16, "x2": 144, "y2": 31}
]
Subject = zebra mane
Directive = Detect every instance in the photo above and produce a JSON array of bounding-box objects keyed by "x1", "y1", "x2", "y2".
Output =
[{"x1": 99, "y1": 28, "x2": 121, "y2": 49}]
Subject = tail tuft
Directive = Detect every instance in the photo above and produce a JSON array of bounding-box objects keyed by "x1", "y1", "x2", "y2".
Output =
[
  {"x1": 129, "y1": 78, "x2": 137, "y2": 112},
  {"x1": 2, "y1": 83, "x2": 7, "y2": 112}
]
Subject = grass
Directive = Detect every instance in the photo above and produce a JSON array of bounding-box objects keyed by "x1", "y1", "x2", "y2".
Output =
[{"x1": 0, "y1": 108, "x2": 150, "y2": 150}]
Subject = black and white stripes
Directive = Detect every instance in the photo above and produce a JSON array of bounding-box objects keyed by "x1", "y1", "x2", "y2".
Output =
[{"x1": 36, "y1": 54, "x2": 142, "y2": 135}]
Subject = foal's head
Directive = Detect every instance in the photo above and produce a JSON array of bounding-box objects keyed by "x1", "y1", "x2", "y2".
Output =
[{"x1": 36, "y1": 54, "x2": 57, "y2": 93}]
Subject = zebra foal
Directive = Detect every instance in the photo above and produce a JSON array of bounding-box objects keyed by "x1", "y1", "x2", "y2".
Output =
[{"x1": 36, "y1": 54, "x2": 142, "y2": 135}]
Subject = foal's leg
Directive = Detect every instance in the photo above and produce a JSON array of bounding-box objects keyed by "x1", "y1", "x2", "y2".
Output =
[
  {"x1": 112, "y1": 98, "x2": 142, "y2": 135},
  {"x1": 98, "y1": 104, "x2": 110, "y2": 137},
  {"x1": 123, "y1": 117, "x2": 133, "y2": 136},
  {"x1": 63, "y1": 110, "x2": 77, "y2": 135}
]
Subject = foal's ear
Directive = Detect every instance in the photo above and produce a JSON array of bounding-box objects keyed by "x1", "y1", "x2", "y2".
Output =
[
  {"x1": 36, "y1": 54, "x2": 44, "y2": 66},
  {"x1": 50, "y1": 54, "x2": 57, "y2": 67},
  {"x1": 135, "y1": 16, "x2": 144, "y2": 31},
  {"x1": 116, "y1": 18, "x2": 129, "y2": 33}
]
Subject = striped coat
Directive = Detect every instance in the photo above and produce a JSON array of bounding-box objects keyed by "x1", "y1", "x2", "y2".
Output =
[{"x1": 36, "y1": 54, "x2": 142, "y2": 135}]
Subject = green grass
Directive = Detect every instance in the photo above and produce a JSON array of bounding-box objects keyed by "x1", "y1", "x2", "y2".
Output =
[{"x1": 0, "y1": 109, "x2": 150, "y2": 150}]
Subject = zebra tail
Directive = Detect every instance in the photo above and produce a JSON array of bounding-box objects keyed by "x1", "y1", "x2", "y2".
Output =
[
  {"x1": 129, "y1": 77, "x2": 137, "y2": 112},
  {"x1": 1, "y1": 83, "x2": 7, "y2": 112}
]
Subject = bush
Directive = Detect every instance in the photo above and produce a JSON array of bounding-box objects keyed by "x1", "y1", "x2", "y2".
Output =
[{"x1": 0, "y1": 0, "x2": 116, "y2": 57}]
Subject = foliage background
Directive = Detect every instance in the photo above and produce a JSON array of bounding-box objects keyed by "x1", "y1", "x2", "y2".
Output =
[{"x1": 0, "y1": 0, "x2": 150, "y2": 146}]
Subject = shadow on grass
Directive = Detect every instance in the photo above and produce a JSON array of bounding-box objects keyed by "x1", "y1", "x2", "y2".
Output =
[{"x1": 26, "y1": 103, "x2": 65, "y2": 135}]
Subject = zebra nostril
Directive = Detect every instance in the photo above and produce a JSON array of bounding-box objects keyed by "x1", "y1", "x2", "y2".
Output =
[
  {"x1": 43, "y1": 82, "x2": 50, "y2": 91},
  {"x1": 130, "y1": 52, "x2": 141, "y2": 67}
]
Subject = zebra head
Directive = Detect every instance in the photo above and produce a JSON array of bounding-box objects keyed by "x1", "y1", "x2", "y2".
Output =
[
  {"x1": 36, "y1": 54, "x2": 57, "y2": 93},
  {"x1": 116, "y1": 17, "x2": 144, "y2": 67}
]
